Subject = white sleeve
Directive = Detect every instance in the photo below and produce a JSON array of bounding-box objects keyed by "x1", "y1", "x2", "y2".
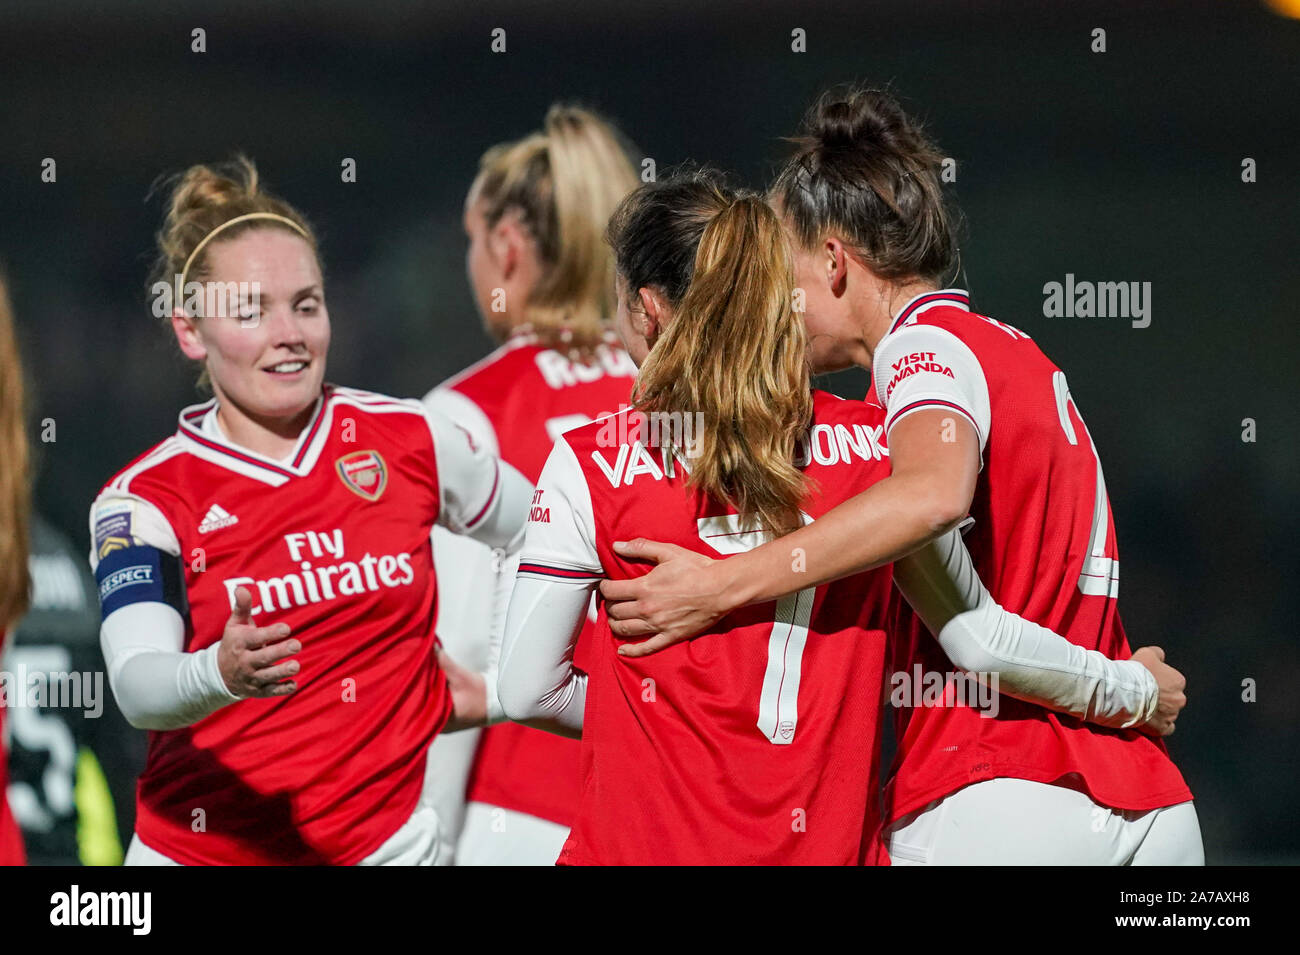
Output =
[
  {"x1": 419, "y1": 387, "x2": 505, "y2": 836},
  {"x1": 480, "y1": 545, "x2": 521, "y2": 725},
  {"x1": 420, "y1": 388, "x2": 528, "y2": 729},
  {"x1": 873, "y1": 324, "x2": 992, "y2": 452},
  {"x1": 89, "y1": 491, "x2": 240, "y2": 730},
  {"x1": 101, "y1": 603, "x2": 239, "y2": 730},
  {"x1": 422, "y1": 385, "x2": 506, "y2": 672},
  {"x1": 496, "y1": 438, "x2": 602, "y2": 735},
  {"x1": 894, "y1": 529, "x2": 1158, "y2": 729},
  {"x1": 429, "y1": 528, "x2": 497, "y2": 669},
  {"x1": 422, "y1": 386, "x2": 500, "y2": 458},
  {"x1": 422, "y1": 405, "x2": 530, "y2": 551}
]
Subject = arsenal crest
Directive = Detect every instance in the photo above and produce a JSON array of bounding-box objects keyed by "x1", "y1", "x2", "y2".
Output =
[{"x1": 336, "y1": 450, "x2": 388, "y2": 501}]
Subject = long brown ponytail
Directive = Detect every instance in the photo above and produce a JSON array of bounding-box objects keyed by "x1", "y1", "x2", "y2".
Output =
[{"x1": 607, "y1": 170, "x2": 812, "y2": 539}]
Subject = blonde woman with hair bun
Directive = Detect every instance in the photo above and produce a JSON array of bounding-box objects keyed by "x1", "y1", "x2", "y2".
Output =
[{"x1": 88, "y1": 157, "x2": 531, "y2": 866}]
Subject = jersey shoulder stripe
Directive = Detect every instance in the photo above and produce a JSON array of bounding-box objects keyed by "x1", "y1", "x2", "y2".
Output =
[
  {"x1": 329, "y1": 386, "x2": 425, "y2": 414},
  {"x1": 331, "y1": 393, "x2": 429, "y2": 424},
  {"x1": 886, "y1": 397, "x2": 984, "y2": 441},
  {"x1": 421, "y1": 386, "x2": 500, "y2": 458},
  {"x1": 518, "y1": 560, "x2": 603, "y2": 582}
]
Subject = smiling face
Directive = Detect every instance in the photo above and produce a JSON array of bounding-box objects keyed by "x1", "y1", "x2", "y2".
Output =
[{"x1": 172, "y1": 227, "x2": 328, "y2": 434}]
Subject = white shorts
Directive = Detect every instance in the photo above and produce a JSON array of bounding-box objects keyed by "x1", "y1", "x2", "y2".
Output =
[
  {"x1": 421, "y1": 727, "x2": 482, "y2": 865},
  {"x1": 123, "y1": 795, "x2": 447, "y2": 866},
  {"x1": 885, "y1": 776, "x2": 1204, "y2": 866},
  {"x1": 455, "y1": 802, "x2": 569, "y2": 866}
]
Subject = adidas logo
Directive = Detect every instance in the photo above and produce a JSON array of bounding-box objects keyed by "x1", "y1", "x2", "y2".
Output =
[{"x1": 198, "y1": 504, "x2": 239, "y2": 534}]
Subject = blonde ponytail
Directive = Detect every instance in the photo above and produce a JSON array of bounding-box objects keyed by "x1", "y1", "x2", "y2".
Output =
[{"x1": 474, "y1": 104, "x2": 638, "y2": 355}]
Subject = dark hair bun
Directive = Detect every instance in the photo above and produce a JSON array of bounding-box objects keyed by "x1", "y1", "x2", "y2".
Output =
[
  {"x1": 771, "y1": 85, "x2": 956, "y2": 283},
  {"x1": 809, "y1": 88, "x2": 909, "y2": 156}
]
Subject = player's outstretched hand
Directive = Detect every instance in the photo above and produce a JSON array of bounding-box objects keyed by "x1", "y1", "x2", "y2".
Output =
[
  {"x1": 601, "y1": 540, "x2": 726, "y2": 658},
  {"x1": 438, "y1": 648, "x2": 486, "y2": 732},
  {"x1": 218, "y1": 585, "x2": 301, "y2": 699},
  {"x1": 1130, "y1": 646, "x2": 1186, "y2": 737}
]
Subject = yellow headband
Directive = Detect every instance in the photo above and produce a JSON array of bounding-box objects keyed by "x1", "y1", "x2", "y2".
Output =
[{"x1": 179, "y1": 212, "x2": 310, "y2": 292}]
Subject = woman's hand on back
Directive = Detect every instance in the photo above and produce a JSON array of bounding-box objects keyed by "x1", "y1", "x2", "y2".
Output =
[{"x1": 600, "y1": 541, "x2": 728, "y2": 656}]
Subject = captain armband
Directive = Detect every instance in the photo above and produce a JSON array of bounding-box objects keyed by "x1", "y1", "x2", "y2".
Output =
[{"x1": 95, "y1": 545, "x2": 189, "y2": 620}]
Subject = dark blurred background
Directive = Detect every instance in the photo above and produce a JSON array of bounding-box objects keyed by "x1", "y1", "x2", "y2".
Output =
[{"x1": 1, "y1": 0, "x2": 1296, "y2": 862}]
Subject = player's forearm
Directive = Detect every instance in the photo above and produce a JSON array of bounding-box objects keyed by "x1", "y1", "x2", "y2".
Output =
[
  {"x1": 102, "y1": 603, "x2": 240, "y2": 730},
  {"x1": 505, "y1": 675, "x2": 587, "y2": 740},
  {"x1": 496, "y1": 575, "x2": 590, "y2": 738},
  {"x1": 480, "y1": 545, "x2": 521, "y2": 725},
  {"x1": 935, "y1": 600, "x2": 1159, "y2": 727},
  {"x1": 719, "y1": 471, "x2": 967, "y2": 609},
  {"x1": 895, "y1": 531, "x2": 1157, "y2": 728},
  {"x1": 944, "y1": 605, "x2": 1157, "y2": 728}
]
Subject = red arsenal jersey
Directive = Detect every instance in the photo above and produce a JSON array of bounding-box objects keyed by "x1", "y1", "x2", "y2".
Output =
[
  {"x1": 88, "y1": 385, "x2": 506, "y2": 865},
  {"x1": 872, "y1": 290, "x2": 1192, "y2": 822},
  {"x1": 522, "y1": 392, "x2": 896, "y2": 864},
  {"x1": 427, "y1": 332, "x2": 636, "y2": 826}
]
